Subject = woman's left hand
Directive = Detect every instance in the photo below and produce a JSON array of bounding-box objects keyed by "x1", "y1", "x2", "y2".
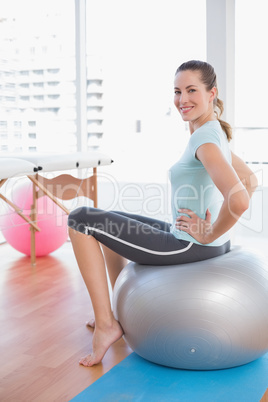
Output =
[{"x1": 175, "y1": 208, "x2": 213, "y2": 244}]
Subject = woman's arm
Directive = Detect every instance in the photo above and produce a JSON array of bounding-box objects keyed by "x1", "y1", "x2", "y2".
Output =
[
  {"x1": 176, "y1": 143, "x2": 253, "y2": 244},
  {"x1": 231, "y1": 151, "x2": 258, "y2": 199}
]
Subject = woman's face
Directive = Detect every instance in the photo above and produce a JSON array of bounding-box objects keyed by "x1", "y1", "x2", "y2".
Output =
[{"x1": 174, "y1": 70, "x2": 216, "y2": 127}]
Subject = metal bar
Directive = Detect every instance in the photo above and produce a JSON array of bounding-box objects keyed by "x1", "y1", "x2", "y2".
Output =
[{"x1": 245, "y1": 161, "x2": 268, "y2": 165}]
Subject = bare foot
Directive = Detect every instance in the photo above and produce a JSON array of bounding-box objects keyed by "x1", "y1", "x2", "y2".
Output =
[
  {"x1": 86, "y1": 318, "x2": 95, "y2": 328},
  {"x1": 79, "y1": 319, "x2": 123, "y2": 367}
]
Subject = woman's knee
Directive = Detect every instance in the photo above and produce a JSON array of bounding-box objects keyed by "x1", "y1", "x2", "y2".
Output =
[{"x1": 68, "y1": 206, "x2": 98, "y2": 234}]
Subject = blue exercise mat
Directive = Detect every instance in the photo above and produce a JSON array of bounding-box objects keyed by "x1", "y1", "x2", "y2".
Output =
[{"x1": 70, "y1": 352, "x2": 268, "y2": 402}]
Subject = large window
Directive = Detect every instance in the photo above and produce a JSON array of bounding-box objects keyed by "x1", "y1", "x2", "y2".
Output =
[
  {"x1": 235, "y1": 0, "x2": 268, "y2": 128},
  {"x1": 0, "y1": 0, "x2": 206, "y2": 183},
  {"x1": 235, "y1": 0, "x2": 268, "y2": 185},
  {"x1": 0, "y1": 0, "x2": 75, "y2": 153},
  {"x1": 86, "y1": 0, "x2": 206, "y2": 182}
]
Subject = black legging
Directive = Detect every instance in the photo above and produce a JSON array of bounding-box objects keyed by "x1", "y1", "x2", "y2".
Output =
[{"x1": 68, "y1": 207, "x2": 230, "y2": 265}]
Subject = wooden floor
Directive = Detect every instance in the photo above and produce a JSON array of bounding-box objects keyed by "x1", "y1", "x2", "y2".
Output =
[
  {"x1": 1, "y1": 240, "x2": 268, "y2": 402},
  {"x1": 0, "y1": 241, "x2": 132, "y2": 402}
]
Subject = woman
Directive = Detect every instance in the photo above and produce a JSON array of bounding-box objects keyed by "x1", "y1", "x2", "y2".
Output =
[{"x1": 68, "y1": 60, "x2": 258, "y2": 367}]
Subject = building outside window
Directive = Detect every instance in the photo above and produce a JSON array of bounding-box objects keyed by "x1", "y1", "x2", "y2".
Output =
[
  {"x1": 0, "y1": 0, "x2": 76, "y2": 153},
  {"x1": 0, "y1": 0, "x2": 206, "y2": 169},
  {"x1": 1, "y1": 0, "x2": 266, "y2": 187}
]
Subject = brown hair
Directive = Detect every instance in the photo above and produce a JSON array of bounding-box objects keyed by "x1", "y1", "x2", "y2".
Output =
[{"x1": 175, "y1": 60, "x2": 232, "y2": 141}]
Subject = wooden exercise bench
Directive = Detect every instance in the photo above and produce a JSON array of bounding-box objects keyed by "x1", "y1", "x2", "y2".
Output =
[{"x1": 0, "y1": 152, "x2": 113, "y2": 265}]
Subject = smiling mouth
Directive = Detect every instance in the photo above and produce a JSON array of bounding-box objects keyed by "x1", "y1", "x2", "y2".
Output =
[{"x1": 180, "y1": 107, "x2": 194, "y2": 113}]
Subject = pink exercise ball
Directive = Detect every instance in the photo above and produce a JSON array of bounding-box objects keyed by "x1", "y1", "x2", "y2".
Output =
[{"x1": 1, "y1": 180, "x2": 68, "y2": 257}]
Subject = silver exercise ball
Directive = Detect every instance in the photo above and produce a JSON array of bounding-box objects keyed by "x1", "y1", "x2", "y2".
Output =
[{"x1": 113, "y1": 247, "x2": 268, "y2": 370}]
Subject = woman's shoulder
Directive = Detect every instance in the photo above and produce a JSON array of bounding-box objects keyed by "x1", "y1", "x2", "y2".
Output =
[
  {"x1": 190, "y1": 121, "x2": 223, "y2": 149},
  {"x1": 192, "y1": 120, "x2": 222, "y2": 137},
  {"x1": 190, "y1": 120, "x2": 231, "y2": 162}
]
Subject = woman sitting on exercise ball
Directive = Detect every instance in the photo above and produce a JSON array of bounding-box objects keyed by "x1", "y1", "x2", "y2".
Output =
[{"x1": 67, "y1": 60, "x2": 258, "y2": 367}]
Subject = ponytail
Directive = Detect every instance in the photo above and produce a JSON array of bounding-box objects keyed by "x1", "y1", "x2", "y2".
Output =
[{"x1": 214, "y1": 95, "x2": 232, "y2": 142}]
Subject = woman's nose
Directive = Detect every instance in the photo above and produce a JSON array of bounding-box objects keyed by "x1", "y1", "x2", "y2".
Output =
[{"x1": 180, "y1": 91, "x2": 188, "y2": 104}]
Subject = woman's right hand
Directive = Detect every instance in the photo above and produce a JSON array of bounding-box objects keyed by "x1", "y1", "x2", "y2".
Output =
[{"x1": 175, "y1": 208, "x2": 213, "y2": 244}]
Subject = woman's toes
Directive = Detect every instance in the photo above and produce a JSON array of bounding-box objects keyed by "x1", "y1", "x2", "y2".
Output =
[
  {"x1": 79, "y1": 356, "x2": 91, "y2": 366},
  {"x1": 79, "y1": 355, "x2": 100, "y2": 367}
]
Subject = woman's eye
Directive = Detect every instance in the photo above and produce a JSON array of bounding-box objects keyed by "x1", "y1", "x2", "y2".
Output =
[
  {"x1": 189, "y1": 89, "x2": 196, "y2": 93},
  {"x1": 174, "y1": 91, "x2": 181, "y2": 95}
]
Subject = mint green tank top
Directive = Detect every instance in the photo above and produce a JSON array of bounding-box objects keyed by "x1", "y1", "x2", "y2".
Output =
[{"x1": 169, "y1": 120, "x2": 232, "y2": 246}]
